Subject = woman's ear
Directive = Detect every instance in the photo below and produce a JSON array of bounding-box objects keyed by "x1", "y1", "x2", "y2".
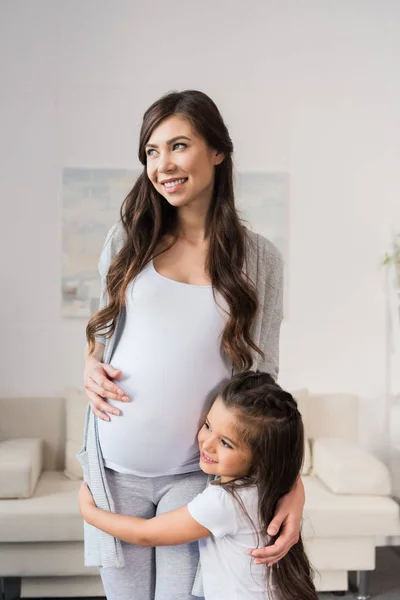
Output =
[{"x1": 214, "y1": 151, "x2": 225, "y2": 166}]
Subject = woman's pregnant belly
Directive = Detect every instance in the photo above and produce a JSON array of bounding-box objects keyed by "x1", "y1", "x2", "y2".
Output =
[
  {"x1": 98, "y1": 350, "x2": 230, "y2": 476},
  {"x1": 97, "y1": 267, "x2": 231, "y2": 477}
]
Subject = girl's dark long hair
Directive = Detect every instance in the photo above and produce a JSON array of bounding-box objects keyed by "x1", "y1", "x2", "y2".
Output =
[
  {"x1": 86, "y1": 90, "x2": 263, "y2": 370},
  {"x1": 219, "y1": 370, "x2": 317, "y2": 600}
]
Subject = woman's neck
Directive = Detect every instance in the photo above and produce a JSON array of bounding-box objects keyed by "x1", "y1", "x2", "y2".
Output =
[{"x1": 175, "y1": 197, "x2": 211, "y2": 244}]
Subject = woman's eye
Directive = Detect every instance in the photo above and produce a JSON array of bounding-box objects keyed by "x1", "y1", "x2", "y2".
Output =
[
  {"x1": 221, "y1": 439, "x2": 232, "y2": 449},
  {"x1": 204, "y1": 422, "x2": 210, "y2": 431},
  {"x1": 146, "y1": 143, "x2": 185, "y2": 157}
]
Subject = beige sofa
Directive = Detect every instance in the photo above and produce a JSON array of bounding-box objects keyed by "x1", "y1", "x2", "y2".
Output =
[{"x1": 0, "y1": 390, "x2": 399, "y2": 599}]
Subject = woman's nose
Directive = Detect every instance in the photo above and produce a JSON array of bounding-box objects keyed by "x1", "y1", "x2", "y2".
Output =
[{"x1": 158, "y1": 153, "x2": 176, "y2": 175}]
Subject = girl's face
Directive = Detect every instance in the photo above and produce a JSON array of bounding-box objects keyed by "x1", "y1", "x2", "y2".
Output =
[
  {"x1": 197, "y1": 397, "x2": 253, "y2": 483},
  {"x1": 145, "y1": 115, "x2": 224, "y2": 211}
]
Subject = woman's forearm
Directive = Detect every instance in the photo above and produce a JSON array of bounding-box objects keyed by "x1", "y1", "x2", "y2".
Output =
[{"x1": 84, "y1": 506, "x2": 151, "y2": 546}]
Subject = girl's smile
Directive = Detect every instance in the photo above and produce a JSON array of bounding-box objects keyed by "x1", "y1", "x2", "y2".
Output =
[
  {"x1": 198, "y1": 397, "x2": 252, "y2": 483},
  {"x1": 200, "y1": 451, "x2": 218, "y2": 464}
]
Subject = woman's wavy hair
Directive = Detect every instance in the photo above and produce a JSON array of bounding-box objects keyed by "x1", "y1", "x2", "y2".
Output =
[
  {"x1": 86, "y1": 90, "x2": 263, "y2": 369},
  {"x1": 218, "y1": 370, "x2": 317, "y2": 600}
]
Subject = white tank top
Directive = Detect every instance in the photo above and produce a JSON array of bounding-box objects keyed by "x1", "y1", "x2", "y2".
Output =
[{"x1": 98, "y1": 260, "x2": 232, "y2": 477}]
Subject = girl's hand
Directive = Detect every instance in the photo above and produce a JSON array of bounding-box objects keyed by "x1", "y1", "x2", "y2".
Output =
[
  {"x1": 249, "y1": 477, "x2": 305, "y2": 566},
  {"x1": 79, "y1": 482, "x2": 96, "y2": 520},
  {"x1": 84, "y1": 359, "x2": 129, "y2": 421}
]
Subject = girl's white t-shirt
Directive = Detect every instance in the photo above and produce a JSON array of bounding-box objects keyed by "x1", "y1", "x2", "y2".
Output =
[
  {"x1": 98, "y1": 260, "x2": 232, "y2": 477},
  {"x1": 188, "y1": 483, "x2": 271, "y2": 600}
]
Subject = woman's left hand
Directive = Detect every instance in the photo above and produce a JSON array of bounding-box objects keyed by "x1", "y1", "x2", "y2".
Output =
[
  {"x1": 249, "y1": 477, "x2": 305, "y2": 566},
  {"x1": 78, "y1": 482, "x2": 96, "y2": 520}
]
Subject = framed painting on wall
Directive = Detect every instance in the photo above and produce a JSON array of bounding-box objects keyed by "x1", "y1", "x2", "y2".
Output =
[{"x1": 61, "y1": 168, "x2": 289, "y2": 317}]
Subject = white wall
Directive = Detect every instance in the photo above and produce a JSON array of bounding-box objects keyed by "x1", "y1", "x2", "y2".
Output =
[{"x1": 1, "y1": 0, "x2": 399, "y2": 453}]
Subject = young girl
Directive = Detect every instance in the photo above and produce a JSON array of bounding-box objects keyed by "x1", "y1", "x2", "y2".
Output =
[{"x1": 79, "y1": 371, "x2": 317, "y2": 600}]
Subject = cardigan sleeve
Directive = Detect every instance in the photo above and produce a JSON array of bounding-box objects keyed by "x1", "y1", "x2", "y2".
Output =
[
  {"x1": 256, "y1": 242, "x2": 284, "y2": 381},
  {"x1": 95, "y1": 223, "x2": 123, "y2": 345}
]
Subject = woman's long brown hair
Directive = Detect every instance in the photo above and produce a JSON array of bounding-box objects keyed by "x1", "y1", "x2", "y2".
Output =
[
  {"x1": 86, "y1": 90, "x2": 263, "y2": 370},
  {"x1": 219, "y1": 370, "x2": 318, "y2": 600}
]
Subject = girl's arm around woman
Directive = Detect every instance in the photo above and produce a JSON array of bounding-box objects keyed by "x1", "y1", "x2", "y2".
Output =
[{"x1": 79, "y1": 482, "x2": 210, "y2": 547}]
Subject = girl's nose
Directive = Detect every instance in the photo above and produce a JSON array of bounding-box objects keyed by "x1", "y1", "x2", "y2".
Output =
[{"x1": 202, "y1": 438, "x2": 216, "y2": 454}]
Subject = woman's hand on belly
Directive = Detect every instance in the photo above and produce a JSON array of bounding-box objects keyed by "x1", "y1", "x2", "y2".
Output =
[{"x1": 84, "y1": 358, "x2": 129, "y2": 421}]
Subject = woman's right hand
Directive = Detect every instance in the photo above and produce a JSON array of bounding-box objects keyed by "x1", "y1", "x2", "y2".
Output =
[{"x1": 84, "y1": 359, "x2": 129, "y2": 421}]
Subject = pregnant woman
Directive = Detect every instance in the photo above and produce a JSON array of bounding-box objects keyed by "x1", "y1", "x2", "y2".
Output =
[{"x1": 80, "y1": 89, "x2": 305, "y2": 600}]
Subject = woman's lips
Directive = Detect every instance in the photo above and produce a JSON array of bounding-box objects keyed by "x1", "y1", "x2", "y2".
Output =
[{"x1": 161, "y1": 178, "x2": 188, "y2": 193}]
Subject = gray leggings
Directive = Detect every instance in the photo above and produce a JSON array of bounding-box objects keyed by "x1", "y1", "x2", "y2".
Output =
[{"x1": 100, "y1": 467, "x2": 208, "y2": 600}]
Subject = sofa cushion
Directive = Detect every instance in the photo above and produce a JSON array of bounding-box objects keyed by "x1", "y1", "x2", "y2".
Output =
[
  {"x1": 0, "y1": 397, "x2": 66, "y2": 471},
  {"x1": 0, "y1": 471, "x2": 83, "y2": 542},
  {"x1": 312, "y1": 437, "x2": 392, "y2": 495},
  {"x1": 0, "y1": 542, "x2": 99, "y2": 577},
  {"x1": 301, "y1": 438, "x2": 311, "y2": 475},
  {"x1": 0, "y1": 438, "x2": 43, "y2": 498},
  {"x1": 306, "y1": 393, "x2": 359, "y2": 443},
  {"x1": 290, "y1": 389, "x2": 311, "y2": 475},
  {"x1": 302, "y1": 475, "x2": 400, "y2": 538},
  {"x1": 64, "y1": 388, "x2": 88, "y2": 480},
  {"x1": 21, "y1": 576, "x2": 104, "y2": 597},
  {"x1": 291, "y1": 388, "x2": 309, "y2": 422}
]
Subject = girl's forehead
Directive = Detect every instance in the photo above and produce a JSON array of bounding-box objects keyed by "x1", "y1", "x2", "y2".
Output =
[{"x1": 209, "y1": 398, "x2": 239, "y2": 432}]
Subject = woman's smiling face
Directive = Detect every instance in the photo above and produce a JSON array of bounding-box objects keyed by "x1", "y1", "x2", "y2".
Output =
[
  {"x1": 197, "y1": 397, "x2": 253, "y2": 483},
  {"x1": 145, "y1": 115, "x2": 224, "y2": 210}
]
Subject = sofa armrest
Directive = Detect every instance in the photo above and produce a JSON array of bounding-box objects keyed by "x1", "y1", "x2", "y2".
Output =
[
  {"x1": 313, "y1": 437, "x2": 392, "y2": 495},
  {"x1": 0, "y1": 438, "x2": 43, "y2": 498}
]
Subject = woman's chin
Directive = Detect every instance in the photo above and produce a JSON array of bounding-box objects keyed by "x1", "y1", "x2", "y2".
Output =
[{"x1": 162, "y1": 195, "x2": 192, "y2": 208}]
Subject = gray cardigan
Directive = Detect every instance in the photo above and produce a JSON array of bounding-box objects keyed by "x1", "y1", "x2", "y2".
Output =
[{"x1": 77, "y1": 222, "x2": 283, "y2": 588}]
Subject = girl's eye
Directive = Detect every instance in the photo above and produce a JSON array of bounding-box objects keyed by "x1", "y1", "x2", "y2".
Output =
[
  {"x1": 221, "y1": 439, "x2": 233, "y2": 449},
  {"x1": 146, "y1": 148, "x2": 157, "y2": 157},
  {"x1": 173, "y1": 142, "x2": 186, "y2": 150},
  {"x1": 204, "y1": 422, "x2": 210, "y2": 431}
]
